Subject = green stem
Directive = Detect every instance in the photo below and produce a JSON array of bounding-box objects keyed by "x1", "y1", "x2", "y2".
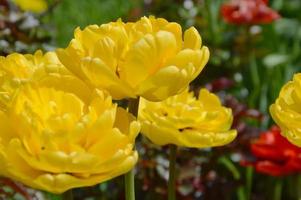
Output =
[
  {"x1": 125, "y1": 169, "x2": 135, "y2": 200},
  {"x1": 205, "y1": 0, "x2": 217, "y2": 44},
  {"x1": 168, "y1": 145, "x2": 177, "y2": 200},
  {"x1": 219, "y1": 156, "x2": 240, "y2": 179},
  {"x1": 124, "y1": 97, "x2": 140, "y2": 200},
  {"x1": 245, "y1": 167, "x2": 253, "y2": 200},
  {"x1": 297, "y1": 174, "x2": 301, "y2": 199},
  {"x1": 237, "y1": 188, "x2": 246, "y2": 200},
  {"x1": 219, "y1": 156, "x2": 246, "y2": 200},
  {"x1": 62, "y1": 190, "x2": 73, "y2": 200},
  {"x1": 274, "y1": 179, "x2": 283, "y2": 200}
]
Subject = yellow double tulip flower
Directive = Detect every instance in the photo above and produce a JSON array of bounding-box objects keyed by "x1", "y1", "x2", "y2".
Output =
[
  {"x1": 270, "y1": 73, "x2": 301, "y2": 147},
  {"x1": 0, "y1": 52, "x2": 140, "y2": 193},
  {"x1": 57, "y1": 16, "x2": 209, "y2": 101},
  {"x1": 139, "y1": 88, "x2": 237, "y2": 147}
]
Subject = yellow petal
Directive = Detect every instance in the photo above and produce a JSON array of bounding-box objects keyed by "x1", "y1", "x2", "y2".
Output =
[
  {"x1": 184, "y1": 27, "x2": 202, "y2": 50},
  {"x1": 137, "y1": 65, "x2": 193, "y2": 101},
  {"x1": 120, "y1": 31, "x2": 178, "y2": 88},
  {"x1": 81, "y1": 57, "x2": 135, "y2": 99}
]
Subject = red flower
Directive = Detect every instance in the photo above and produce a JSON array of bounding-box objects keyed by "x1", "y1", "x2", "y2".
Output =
[
  {"x1": 221, "y1": 0, "x2": 280, "y2": 25},
  {"x1": 242, "y1": 126, "x2": 301, "y2": 176}
]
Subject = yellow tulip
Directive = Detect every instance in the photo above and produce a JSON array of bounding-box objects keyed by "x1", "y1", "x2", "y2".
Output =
[
  {"x1": 0, "y1": 51, "x2": 72, "y2": 108},
  {"x1": 56, "y1": 16, "x2": 210, "y2": 101},
  {"x1": 138, "y1": 88, "x2": 237, "y2": 148},
  {"x1": 12, "y1": 0, "x2": 47, "y2": 13},
  {"x1": 0, "y1": 52, "x2": 140, "y2": 193},
  {"x1": 270, "y1": 73, "x2": 301, "y2": 147}
]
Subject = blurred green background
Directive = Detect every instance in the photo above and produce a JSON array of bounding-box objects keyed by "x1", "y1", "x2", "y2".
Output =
[{"x1": 44, "y1": 0, "x2": 138, "y2": 46}]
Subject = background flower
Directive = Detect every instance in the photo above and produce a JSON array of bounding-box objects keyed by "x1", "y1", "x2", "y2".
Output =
[
  {"x1": 221, "y1": 0, "x2": 280, "y2": 24},
  {"x1": 242, "y1": 126, "x2": 301, "y2": 176},
  {"x1": 12, "y1": 0, "x2": 48, "y2": 13},
  {"x1": 138, "y1": 88, "x2": 237, "y2": 147},
  {"x1": 56, "y1": 16, "x2": 209, "y2": 101},
  {"x1": 270, "y1": 73, "x2": 301, "y2": 147}
]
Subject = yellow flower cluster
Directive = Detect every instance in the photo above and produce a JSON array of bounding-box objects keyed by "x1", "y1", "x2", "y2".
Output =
[
  {"x1": 0, "y1": 52, "x2": 139, "y2": 193},
  {"x1": 57, "y1": 16, "x2": 209, "y2": 101},
  {"x1": 0, "y1": 16, "x2": 236, "y2": 194},
  {"x1": 139, "y1": 89, "x2": 237, "y2": 147},
  {"x1": 270, "y1": 73, "x2": 301, "y2": 147},
  {"x1": 12, "y1": 0, "x2": 48, "y2": 13}
]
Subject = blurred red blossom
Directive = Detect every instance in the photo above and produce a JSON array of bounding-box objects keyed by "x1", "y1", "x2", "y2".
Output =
[
  {"x1": 221, "y1": 0, "x2": 280, "y2": 25},
  {"x1": 205, "y1": 77, "x2": 235, "y2": 92},
  {"x1": 242, "y1": 126, "x2": 301, "y2": 176}
]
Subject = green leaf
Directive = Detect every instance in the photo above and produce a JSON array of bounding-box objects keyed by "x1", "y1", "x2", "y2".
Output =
[{"x1": 44, "y1": 192, "x2": 62, "y2": 200}]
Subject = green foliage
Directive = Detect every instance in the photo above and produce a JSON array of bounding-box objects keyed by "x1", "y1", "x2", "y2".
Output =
[
  {"x1": 45, "y1": 193, "x2": 62, "y2": 200},
  {"x1": 44, "y1": 0, "x2": 137, "y2": 46}
]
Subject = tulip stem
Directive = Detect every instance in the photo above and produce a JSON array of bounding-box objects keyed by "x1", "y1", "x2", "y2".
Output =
[
  {"x1": 125, "y1": 169, "x2": 135, "y2": 200},
  {"x1": 219, "y1": 156, "x2": 246, "y2": 200},
  {"x1": 125, "y1": 97, "x2": 140, "y2": 200},
  {"x1": 168, "y1": 144, "x2": 177, "y2": 200},
  {"x1": 274, "y1": 179, "x2": 282, "y2": 200},
  {"x1": 245, "y1": 167, "x2": 253, "y2": 200},
  {"x1": 62, "y1": 190, "x2": 73, "y2": 200}
]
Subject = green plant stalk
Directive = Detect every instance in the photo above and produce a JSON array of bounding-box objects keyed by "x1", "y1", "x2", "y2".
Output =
[
  {"x1": 204, "y1": 0, "x2": 218, "y2": 44},
  {"x1": 125, "y1": 169, "x2": 135, "y2": 200},
  {"x1": 245, "y1": 167, "x2": 253, "y2": 200},
  {"x1": 274, "y1": 179, "x2": 283, "y2": 200},
  {"x1": 297, "y1": 174, "x2": 301, "y2": 199},
  {"x1": 125, "y1": 97, "x2": 140, "y2": 200},
  {"x1": 62, "y1": 190, "x2": 73, "y2": 200},
  {"x1": 237, "y1": 188, "x2": 246, "y2": 200},
  {"x1": 168, "y1": 144, "x2": 177, "y2": 200},
  {"x1": 219, "y1": 156, "x2": 246, "y2": 200},
  {"x1": 248, "y1": 47, "x2": 261, "y2": 109}
]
